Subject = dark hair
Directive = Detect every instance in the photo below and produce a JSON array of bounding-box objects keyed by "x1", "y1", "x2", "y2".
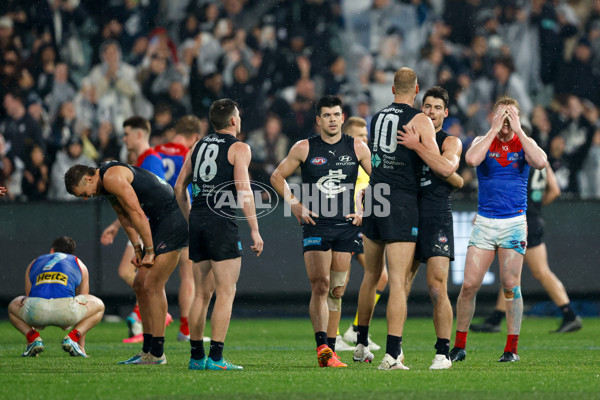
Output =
[
  {"x1": 51, "y1": 236, "x2": 76, "y2": 254},
  {"x1": 123, "y1": 116, "x2": 151, "y2": 136},
  {"x1": 315, "y1": 95, "x2": 343, "y2": 116},
  {"x1": 64, "y1": 164, "x2": 97, "y2": 195},
  {"x1": 209, "y1": 98, "x2": 238, "y2": 130},
  {"x1": 175, "y1": 115, "x2": 202, "y2": 138},
  {"x1": 422, "y1": 86, "x2": 450, "y2": 109}
]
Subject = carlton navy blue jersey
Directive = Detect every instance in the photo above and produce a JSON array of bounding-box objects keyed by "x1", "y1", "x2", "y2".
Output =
[
  {"x1": 418, "y1": 129, "x2": 454, "y2": 214},
  {"x1": 190, "y1": 133, "x2": 239, "y2": 217},
  {"x1": 369, "y1": 102, "x2": 422, "y2": 202},
  {"x1": 28, "y1": 253, "x2": 82, "y2": 299},
  {"x1": 527, "y1": 167, "x2": 547, "y2": 219},
  {"x1": 99, "y1": 161, "x2": 179, "y2": 221},
  {"x1": 300, "y1": 134, "x2": 358, "y2": 223},
  {"x1": 477, "y1": 135, "x2": 530, "y2": 218}
]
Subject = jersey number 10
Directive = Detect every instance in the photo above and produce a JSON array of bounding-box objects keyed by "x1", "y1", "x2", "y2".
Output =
[{"x1": 372, "y1": 113, "x2": 400, "y2": 154}]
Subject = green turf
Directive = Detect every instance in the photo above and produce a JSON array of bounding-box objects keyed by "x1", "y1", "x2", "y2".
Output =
[{"x1": 0, "y1": 317, "x2": 598, "y2": 400}]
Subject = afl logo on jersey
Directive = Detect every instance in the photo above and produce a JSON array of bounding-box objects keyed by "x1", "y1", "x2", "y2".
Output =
[
  {"x1": 310, "y1": 157, "x2": 327, "y2": 165},
  {"x1": 438, "y1": 236, "x2": 448, "y2": 243}
]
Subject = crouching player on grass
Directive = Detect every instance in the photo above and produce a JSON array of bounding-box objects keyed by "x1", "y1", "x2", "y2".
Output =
[{"x1": 8, "y1": 236, "x2": 105, "y2": 357}]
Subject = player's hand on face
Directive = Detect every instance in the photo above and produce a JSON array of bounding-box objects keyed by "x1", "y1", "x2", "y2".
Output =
[
  {"x1": 0, "y1": 186, "x2": 6, "y2": 196},
  {"x1": 100, "y1": 225, "x2": 119, "y2": 245},
  {"x1": 491, "y1": 105, "x2": 507, "y2": 133},
  {"x1": 397, "y1": 125, "x2": 420, "y2": 149},
  {"x1": 250, "y1": 230, "x2": 264, "y2": 256},
  {"x1": 506, "y1": 106, "x2": 522, "y2": 131},
  {"x1": 291, "y1": 202, "x2": 318, "y2": 225}
]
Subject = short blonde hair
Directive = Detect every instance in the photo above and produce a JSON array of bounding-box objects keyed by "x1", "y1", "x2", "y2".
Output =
[
  {"x1": 393, "y1": 67, "x2": 418, "y2": 94},
  {"x1": 343, "y1": 116, "x2": 367, "y2": 135},
  {"x1": 493, "y1": 96, "x2": 520, "y2": 114}
]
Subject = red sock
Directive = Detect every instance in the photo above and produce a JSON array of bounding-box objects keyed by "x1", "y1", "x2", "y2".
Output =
[
  {"x1": 133, "y1": 305, "x2": 141, "y2": 320},
  {"x1": 454, "y1": 331, "x2": 468, "y2": 349},
  {"x1": 180, "y1": 317, "x2": 189, "y2": 335},
  {"x1": 26, "y1": 330, "x2": 40, "y2": 343},
  {"x1": 504, "y1": 334, "x2": 519, "y2": 354},
  {"x1": 68, "y1": 329, "x2": 82, "y2": 342}
]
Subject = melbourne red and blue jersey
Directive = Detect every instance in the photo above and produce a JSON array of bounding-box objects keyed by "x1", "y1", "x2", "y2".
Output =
[
  {"x1": 477, "y1": 135, "x2": 530, "y2": 218},
  {"x1": 154, "y1": 142, "x2": 189, "y2": 187},
  {"x1": 28, "y1": 253, "x2": 82, "y2": 299},
  {"x1": 136, "y1": 148, "x2": 165, "y2": 179}
]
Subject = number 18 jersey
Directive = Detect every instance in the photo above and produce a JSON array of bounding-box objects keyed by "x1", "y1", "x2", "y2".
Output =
[
  {"x1": 369, "y1": 102, "x2": 422, "y2": 202},
  {"x1": 190, "y1": 133, "x2": 239, "y2": 217}
]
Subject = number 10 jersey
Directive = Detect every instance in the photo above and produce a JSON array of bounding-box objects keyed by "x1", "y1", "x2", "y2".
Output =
[{"x1": 369, "y1": 102, "x2": 422, "y2": 203}]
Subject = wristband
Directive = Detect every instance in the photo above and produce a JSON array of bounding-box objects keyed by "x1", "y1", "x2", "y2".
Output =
[
  {"x1": 145, "y1": 246, "x2": 154, "y2": 254},
  {"x1": 287, "y1": 194, "x2": 300, "y2": 206},
  {"x1": 133, "y1": 244, "x2": 142, "y2": 251}
]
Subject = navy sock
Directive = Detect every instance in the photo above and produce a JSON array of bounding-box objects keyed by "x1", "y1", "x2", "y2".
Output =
[
  {"x1": 327, "y1": 337, "x2": 336, "y2": 352},
  {"x1": 190, "y1": 340, "x2": 205, "y2": 360},
  {"x1": 150, "y1": 336, "x2": 164, "y2": 358},
  {"x1": 559, "y1": 303, "x2": 577, "y2": 322},
  {"x1": 356, "y1": 325, "x2": 369, "y2": 346},
  {"x1": 486, "y1": 310, "x2": 505, "y2": 325},
  {"x1": 434, "y1": 338, "x2": 450, "y2": 358},
  {"x1": 208, "y1": 340, "x2": 224, "y2": 361},
  {"x1": 386, "y1": 335, "x2": 402, "y2": 359},
  {"x1": 142, "y1": 333, "x2": 152, "y2": 354},
  {"x1": 315, "y1": 331, "x2": 327, "y2": 348}
]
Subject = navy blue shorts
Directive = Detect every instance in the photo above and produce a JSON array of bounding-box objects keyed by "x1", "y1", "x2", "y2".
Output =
[
  {"x1": 302, "y1": 221, "x2": 362, "y2": 253},
  {"x1": 189, "y1": 213, "x2": 242, "y2": 262}
]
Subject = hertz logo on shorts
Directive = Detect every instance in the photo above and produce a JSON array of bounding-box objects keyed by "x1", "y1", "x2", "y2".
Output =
[{"x1": 35, "y1": 272, "x2": 68, "y2": 286}]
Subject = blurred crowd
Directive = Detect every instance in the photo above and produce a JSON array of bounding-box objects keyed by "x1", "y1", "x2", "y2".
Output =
[{"x1": 0, "y1": 0, "x2": 599, "y2": 202}]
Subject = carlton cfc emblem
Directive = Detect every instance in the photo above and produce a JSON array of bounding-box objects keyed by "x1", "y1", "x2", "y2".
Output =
[
  {"x1": 310, "y1": 157, "x2": 327, "y2": 165},
  {"x1": 438, "y1": 236, "x2": 448, "y2": 243}
]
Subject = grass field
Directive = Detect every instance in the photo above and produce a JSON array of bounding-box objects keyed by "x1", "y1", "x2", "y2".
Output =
[{"x1": 0, "y1": 317, "x2": 598, "y2": 400}]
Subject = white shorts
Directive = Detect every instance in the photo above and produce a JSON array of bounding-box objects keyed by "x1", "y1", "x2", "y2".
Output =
[
  {"x1": 468, "y1": 214, "x2": 527, "y2": 255},
  {"x1": 18, "y1": 295, "x2": 89, "y2": 329}
]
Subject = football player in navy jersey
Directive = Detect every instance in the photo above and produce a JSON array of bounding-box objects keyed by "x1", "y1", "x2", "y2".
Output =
[
  {"x1": 8, "y1": 236, "x2": 105, "y2": 357},
  {"x1": 271, "y1": 95, "x2": 371, "y2": 368},
  {"x1": 399, "y1": 86, "x2": 464, "y2": 369},
  {"x1": 65, "y1": 154, "x2": 189, "y2": 365},
  {"x1": 175, "y1": 99, "x2": 263, "y2": 371}
]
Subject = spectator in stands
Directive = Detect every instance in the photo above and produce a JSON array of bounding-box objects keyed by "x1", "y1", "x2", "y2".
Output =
[
  {"x1": 49, "y1": 101, "x2": 77, "y2": 164},
  {"x1": 246, "y1": 113, "x2": 289, "y2": 187},
  {"x1": 46, "y1": 63, "x2": 77, "y2": 122},
  {"x1": 21, "y1": 144, "x2": 48, "y2": 201},
  {"x1": 556, "y1": 38, "x2": 600, "y2": 106},
  {"x1": 87, "y1": 40, "x2": 140, "y2": 137},
  {"x1": 48, "y1": 135, "x2": 95, "y2": 201},
  {"x1": 93, "y1": 120, "x2": 121, "y2": 163},
  {"x1": 1, "y1": 89, "x2": 45, "y2": 170}
]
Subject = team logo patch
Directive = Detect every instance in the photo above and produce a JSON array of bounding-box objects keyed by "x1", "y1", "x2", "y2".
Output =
[
  {"x1": 310, "y1": 157, "x2": 327, "y2": 165},
  {"x1": 438, "y1": 236, "x2": 448, "y2": 243},
  {"x1": 303, "y1": 237, "x2": 322, "y2": 247}
]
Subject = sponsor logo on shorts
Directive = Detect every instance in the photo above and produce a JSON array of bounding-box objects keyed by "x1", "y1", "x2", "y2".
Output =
[
  {"x1": 35, "y1": 272, "x2": 68, "y2": 286},
  {"x1": 206, "y1": 180, "x2": 280, "y2": 220},
  {"x1": 412, "y1": 227, "x2": 418, "y2": 236},
  {"x1": 303, "y1": 237, "x2": 322, "y2": 247},
  {"x1": 237, "y1": 241, "x2": 242, "y2": 251},
  {"x1": 310, "y1": 157, "x2": 327, "y2": 165}
]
